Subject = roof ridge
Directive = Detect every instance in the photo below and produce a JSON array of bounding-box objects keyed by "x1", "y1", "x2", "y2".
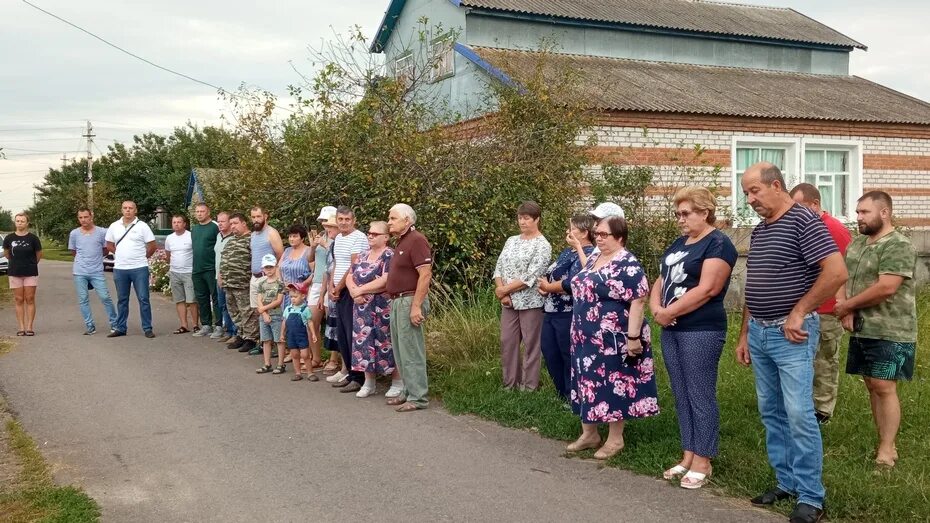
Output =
[
  {"x1": 469, "y1": 45, "x2": 850, "y2": 79},
  {"x1": 687, "y1": 0, "x2": 791, "y2": 13}
]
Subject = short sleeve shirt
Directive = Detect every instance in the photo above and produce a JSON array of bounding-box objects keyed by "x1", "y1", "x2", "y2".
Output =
[
  {"x1": 385, "y1": 227, "x2": 432, "y2": 296},
  {"x1": 105, "y1": 219, "x2": 155, "y2": 270},
  {"x1": 164, "y1": 231, "x2": 194, "y2": 273},
  {"x1": 283, "y1": 304, "x2": 312, "y2": 326},
  {"x1": 745, "y1": 204, "x2": 838, "y2": 321},
  {"x1": 69, "y1": 226, "x2": 107, "y2": 276},
  {"x1": 3, "y1": 232, "x2": 42, "y2": 277},
  {"x1": 659, "y1": 229, "x2": 738, "y2": 331},
  {"x1": 191, "y1": 221, "x2": 219, "y2": 273},
  {"x1": 332, "y1": 230, "x2": 367, "y2": 285},
  {"x1": 845, "y1": 231, "x2": 917, "y2": 343},
  {"x1": 817, "y1": 212, "x2": 853, "y2": 314},
  {"x1": 256, "y1": 276, "x2": 286, "y2": 315},
  {"x1": 492, "y1": 234, "x2": 552, "y2": 310}
]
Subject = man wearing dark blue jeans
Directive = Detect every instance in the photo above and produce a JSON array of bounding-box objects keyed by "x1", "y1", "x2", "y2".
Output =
[
  {"x1": 105, "y1": 201, "x2": 157, "y2": 338},
  {"x1": 736, "y1": 163, "x2": 847, "y2": 523}
]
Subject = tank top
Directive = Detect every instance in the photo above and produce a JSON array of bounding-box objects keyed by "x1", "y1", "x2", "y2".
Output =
[
  {"x1": 250, "y1": 227, "x2": 275, "y2": 274},
  {"x1": 313, "y1": 243, "x2": 329, "y2": 284},
  {"x1": 280, "y1": 246, "x2": 311, "y2": 285}
]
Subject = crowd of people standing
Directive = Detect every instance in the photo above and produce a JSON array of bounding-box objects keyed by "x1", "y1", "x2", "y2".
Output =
[{"x1": 3, "y1": 160, "x2": 918, "y2": 523}]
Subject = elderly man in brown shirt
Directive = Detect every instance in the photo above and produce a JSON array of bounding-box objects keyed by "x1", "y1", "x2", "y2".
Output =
[{"x1": 385, "y1": 203, "x2": 433, "y2": 412}]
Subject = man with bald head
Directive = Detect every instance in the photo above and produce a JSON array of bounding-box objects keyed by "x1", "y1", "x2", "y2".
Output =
[{"x1": 735, "y1": 163, "x2": 847, "y2": 523}]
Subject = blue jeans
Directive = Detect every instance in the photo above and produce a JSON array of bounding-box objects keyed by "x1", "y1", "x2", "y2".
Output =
[
  {"x1": 748, "y1": 315, "x2": 824, "y2": 509},
  {"x1": 113, "y1": 267, "x2": 152, "y2": 334},
  {"x1": 73, "y1": 274, "x2": 117, "y2": 331},
  {"x1": 217, "y1": 287, "x2": 237, "y2": 336}
]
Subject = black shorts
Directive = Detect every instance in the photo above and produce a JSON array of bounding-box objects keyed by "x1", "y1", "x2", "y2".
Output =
[{"x1": 846, "y1": 337, "x2": 915, "y2": 381}]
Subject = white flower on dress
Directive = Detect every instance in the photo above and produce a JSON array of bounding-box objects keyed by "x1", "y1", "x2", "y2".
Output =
[
  {"x1": 664, "y1": 250, "x2": 688, "y2": 266},
  {"x1": 669, "y1": 262, "x2": 687, "y2": 284},
  {"x1": 673, "y1": 286, "x2": 687, "y2": 300}
]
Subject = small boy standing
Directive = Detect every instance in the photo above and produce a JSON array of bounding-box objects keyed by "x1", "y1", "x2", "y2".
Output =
[
  {"x1": 280, "y1": 282, "x2": 319, "y2": 382},
  {"x1": 254, "y1": 254, "x2": 286, "y2": 375}
]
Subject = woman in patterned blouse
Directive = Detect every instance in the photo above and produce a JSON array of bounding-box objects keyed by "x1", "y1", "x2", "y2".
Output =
[
  {"x1": 537, "y1": 214, "x2": 595, "y2": 400},
  {"x1": 493, "y1": 201, "x2": 552, "y2": 391}
]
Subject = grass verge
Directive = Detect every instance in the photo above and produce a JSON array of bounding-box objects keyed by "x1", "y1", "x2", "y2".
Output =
[
  {"x1": 426, "y1": 287, "x2": 930, "y2": 523},
  {"x1": 37, "y1": 239, "x2": 73, "y2": 263},
  {"x1": 0, "y1": 340, "x2": 100, "y2": 522}
]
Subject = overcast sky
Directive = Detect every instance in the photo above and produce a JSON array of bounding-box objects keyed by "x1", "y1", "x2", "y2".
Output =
[{"x1": 1, "y1": 0, "x2": 928, "y2": 214}]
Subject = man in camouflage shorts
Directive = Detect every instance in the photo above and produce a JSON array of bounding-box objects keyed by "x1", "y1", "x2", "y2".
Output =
[
  {"x1": 219, "y1": 213, "x2": 259, "y2": 354},
  {"x1": 835, "y1": 191, "x2": 918, "y2": 469}
]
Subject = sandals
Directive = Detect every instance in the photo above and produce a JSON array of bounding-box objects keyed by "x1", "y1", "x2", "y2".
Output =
[
  {"x1": 593, "y1": 441, "x2": 625, "y2": 460},
  {"x1": 24, "y1": 330, "x2": 35, "y2": 336},
  {"x1": 16, "y1": 331, "x2": 26, "y2": 336},
  {"x1": 290, "y1": 374, "x2": 304, "y2": 381},
  {"x1": 322, "y1": 361, "x2": 340, "y2": 375},
  {"x1": 680, "y1": 468, "x2": 712, "y2": 489},
  {"x1": 395, "y1": 403, "x2": 422, "y2": 412},
  {"x1": 663, "y1": 465, "x2": 689, "y2": 481},
  {"x1": 256, "y1": 365, "x2": 273, "y2": 374},
  {"x1": 173, "y1": 327, "x2": 190, "y2": 334},
  {"x1": 566, "y1": 437, "x2": 601, "y2": 453},
  {"x1": 272, "y1": 365, "x2": 287, "y2": 375},
  {"x1": 305, "y1": 374, "x2": 320, "y2": 382}
]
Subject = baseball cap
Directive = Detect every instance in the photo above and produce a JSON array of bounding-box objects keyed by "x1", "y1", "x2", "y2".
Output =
[
  {"x1": 317, "y1": 206, "x2": 336, "y2": 222},
  {"x1": 591, "y1": 202, "x2": 625, "y2": 220},
  {"x1": 261, "y1": 253, "x2": 277, "y2": 267},
  {"x1": 286, "y1": 282, "x2": 309, "y2": 294}
]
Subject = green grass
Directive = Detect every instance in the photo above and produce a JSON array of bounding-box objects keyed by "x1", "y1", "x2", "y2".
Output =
[
  {"x1": 38, "y1": 239, "x2": 74, "y2": 262},
  {"x1": 0, "y1": 275, "x2": 9, "y2": 302},
  {"x1": 426, "y1": 287, "x2": 930, "y2": 523}
]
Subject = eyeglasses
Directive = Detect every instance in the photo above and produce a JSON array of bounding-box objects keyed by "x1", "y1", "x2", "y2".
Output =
[
  {"x1": 367, "y1": 232, "x2": 388, "y2": 237},
  {"x1": 593, "y1": 231, "x2": 614, "y2": 239},
  {"x1": 673, "y1": 210, "x2": 693, "y2": 219}
]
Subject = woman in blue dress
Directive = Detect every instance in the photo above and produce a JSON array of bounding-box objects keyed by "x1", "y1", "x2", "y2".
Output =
[
  {"x1": 567, "y1": 215, "x2": 659, "y2": 460},
  {"x1": 279, "y1": 224, "x2": 314, "y2": 367},
  {"x1": 536, "y1": 214, "x2": 596, "y2": 400}
]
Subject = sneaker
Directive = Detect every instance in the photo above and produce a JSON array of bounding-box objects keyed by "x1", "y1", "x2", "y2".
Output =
[
  {"x1": 238, "y1": 340, "x2": 256, "y2": 353},
  {"x1": 385, "y1": 383, "x2": 404, "y2": 398},
  {"x1": 106, "y1": 331, "x2": 126, "y2": 338},
  {"x1": 356, "y1": 385, "x2": 376, "y2": 398},
  {"x1": 217, "y1": 334, "x2": 233, "y2": 343},
  {"x1": 83, "y1": 327, "x2": 97, "y2": 336},
  {"x1": 815, "y1": 412, "x2": 831, "y2": 425},
  {"x1": 248, "y1": 347, "x2": 262, "y2": 356},
  {"x1": 326, "y1": 371, "x2": 348, "y2": 383},
  {"x1": 209, "y1": 326, "x2": 225, "y2": 339},
  {"x1": 192, "y1": 326, "x2": 211, "y2": 337},
  {"x1": 227, "y1": 336, "x2": 245, "y2": 350},
  {"x1": 144, "y1": 331, "x2": 156, "y2": 339}
]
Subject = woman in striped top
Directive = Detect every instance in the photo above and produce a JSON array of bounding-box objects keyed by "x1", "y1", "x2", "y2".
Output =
[{"x1": 279, "y1": 224, "x2": 316, "y2": 368}]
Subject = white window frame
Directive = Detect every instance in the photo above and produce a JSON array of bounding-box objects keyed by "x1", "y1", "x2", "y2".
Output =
[
  {"x1": 429, "y1": 35, "x2": 455, "y2": 83},
  {"x1": 731, "y1": 136, "x2": 801, "y2": 225},
  {"x1": 800, "y1": 138, "x2": 862, "y2": 223},
  {"x1": 394, "y1": 52, "x2": 414, "y2": 87}
]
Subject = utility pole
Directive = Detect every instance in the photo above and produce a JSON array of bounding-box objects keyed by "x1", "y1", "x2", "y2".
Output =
[
  {"x1": 61, "y1": 153, "x2": 68, "y2": 168},
  {"x1": 82, "y1": 121, "x2": 95, "y2": 211}
]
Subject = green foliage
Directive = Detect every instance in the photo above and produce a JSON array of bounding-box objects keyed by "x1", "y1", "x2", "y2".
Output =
[
  {"x1": 0, "y1": 208, "x2": 13, "y2": 231},
  {"x1": 27, "y1": 125, "x2": 246, "y2": 244}
]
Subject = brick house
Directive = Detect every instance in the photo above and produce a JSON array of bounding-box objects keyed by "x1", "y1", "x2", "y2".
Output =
[{"x1": 371, "y1": 0, "x2": 930, "y2": 228}]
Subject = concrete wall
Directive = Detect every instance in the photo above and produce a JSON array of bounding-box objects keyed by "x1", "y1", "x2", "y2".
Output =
[{"x1": 465, "y1": 14, "x2": 850, "y2": 75}]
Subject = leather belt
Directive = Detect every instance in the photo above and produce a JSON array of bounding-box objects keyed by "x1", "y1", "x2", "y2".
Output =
[
  {"x1": 750, "y1": 312, "x2": 815, "y2": 328},
  {"x1": 390, "y1": 291, "x2": 415, "y2": 300}
]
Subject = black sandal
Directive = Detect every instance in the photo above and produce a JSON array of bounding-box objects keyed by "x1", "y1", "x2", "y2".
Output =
[
  {"x1": 173, "y1": 327, "x2": 190, "y2": 334},
  {"x1": 24, "y1": 331, "x2": 35, "y2": 336},
  {"x1": 256, "y1": 365, "x2": 273, "y2": 374},
  {"x1": 272, "y1": 365, "x2": 286, "y2": 375},
  {"x1": 16, "y1": 331, "x2": 25, "y2": 336}
]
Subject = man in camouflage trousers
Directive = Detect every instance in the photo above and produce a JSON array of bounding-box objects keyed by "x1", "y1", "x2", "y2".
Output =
[
  {"x1": 835, "y1": 191, "x2": 918, "y2": 469},
  {"x1": 219, "y1": 213, "x2": 258, "y2": 354}
]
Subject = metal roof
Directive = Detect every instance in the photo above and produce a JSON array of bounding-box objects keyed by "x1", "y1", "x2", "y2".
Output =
[
  {"x1": 459, "y1": 0, "x2": 866, "y2": 50},
  {"x1": 467, "y1": 46, "x2": 930, "y2": 125}
]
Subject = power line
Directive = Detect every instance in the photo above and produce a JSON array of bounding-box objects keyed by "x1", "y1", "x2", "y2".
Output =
[
  {"x1": 20, "y1": 0, "x2": 294, "y2": 113},
  {"x1": 1, "y1": 147, "x2": 75, "y2": 153},
  {"x1": 0, "y1": 127, "x2": 80, "y2": 132}
]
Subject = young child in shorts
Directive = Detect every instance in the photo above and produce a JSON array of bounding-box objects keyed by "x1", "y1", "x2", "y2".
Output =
[
  {"x1": 280, "y1": 282, "x2": 319, "y2": 381},
  {"x1": 255, "y1": 254, "x2": 286, "y2": 375}
]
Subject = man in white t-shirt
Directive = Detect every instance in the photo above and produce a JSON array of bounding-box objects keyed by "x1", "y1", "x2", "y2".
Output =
[
  {"x1": 164, "y1": 214, "x2": 199, "y2": 334},
  {"x1": 105, "y1": 200, "x2": 157, "y2": 338},
  {"x1": 326, "y1": 206, "x2": 368, "y2": 391}
]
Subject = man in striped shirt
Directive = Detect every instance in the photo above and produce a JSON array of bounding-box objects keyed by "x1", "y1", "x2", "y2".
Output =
[{"x1": 735, "y1": 162, "x2": 847, "y2": 523}]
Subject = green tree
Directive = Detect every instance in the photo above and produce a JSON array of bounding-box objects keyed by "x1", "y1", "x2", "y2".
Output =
[{"x1": 0, "y1": 207, "x2": 13, "y2": 230}]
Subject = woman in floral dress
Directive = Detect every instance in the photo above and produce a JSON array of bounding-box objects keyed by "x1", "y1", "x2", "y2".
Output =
[
  {"x1": 347, "y1": 221, "x2": 400, "y2": 398},
  {"x1": 567, "y1": 215, "x2": 659, "y2": 460}
]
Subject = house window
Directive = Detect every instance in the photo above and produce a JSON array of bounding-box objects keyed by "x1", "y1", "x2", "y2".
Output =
[
  {"x1": 801, "y1": 140, "x2": 861, "y2": 221},
  {"x1": 429, "y1": 36, "x2": 454, "y2": 82},
  {"x1": 732, "y1": 138, "x2": 799, "y2": 223},
  {"x1": 394, "y1": 53, "x2": 414, "y2": 86}
]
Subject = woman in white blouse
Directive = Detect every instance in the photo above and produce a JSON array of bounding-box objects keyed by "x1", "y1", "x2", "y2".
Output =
[{"x1": 493, "y1": 201, "x2": 552, "y2": 391}]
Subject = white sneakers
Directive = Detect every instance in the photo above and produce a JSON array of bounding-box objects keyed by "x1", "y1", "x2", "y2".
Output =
[
  {"x1": 326, "y1": 371, "x2": 348, "y2": 383},
  {"x1": 356, "y1": 385, "x2": 376, "y2": 398},
  {"x1": 209, "y1": 325, "x2": 225, "y2": 339},
  {"x1": 192, "y1": 326, "x2": 212, "y2": 337},
  {"x1": 385, "y1": 382, "x2": 404, "y2": 398}
]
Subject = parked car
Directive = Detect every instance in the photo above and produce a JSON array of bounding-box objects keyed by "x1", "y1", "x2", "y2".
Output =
[
  {"x1": 0, "y1": 234, "x2": 7, "y2": 274},
  {"x1": 103, "y1": 233, "x2": 168, "y2": 271}
]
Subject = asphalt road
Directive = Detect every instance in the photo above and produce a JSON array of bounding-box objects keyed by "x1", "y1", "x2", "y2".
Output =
[{"x1": 0, "y1": 261, "x2": 778, "y2": 522}]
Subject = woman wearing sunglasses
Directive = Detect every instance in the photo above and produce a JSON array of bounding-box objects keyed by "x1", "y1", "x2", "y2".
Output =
[{"x1": 649, "y1": 186, "x2": 737, "y2": 489}]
